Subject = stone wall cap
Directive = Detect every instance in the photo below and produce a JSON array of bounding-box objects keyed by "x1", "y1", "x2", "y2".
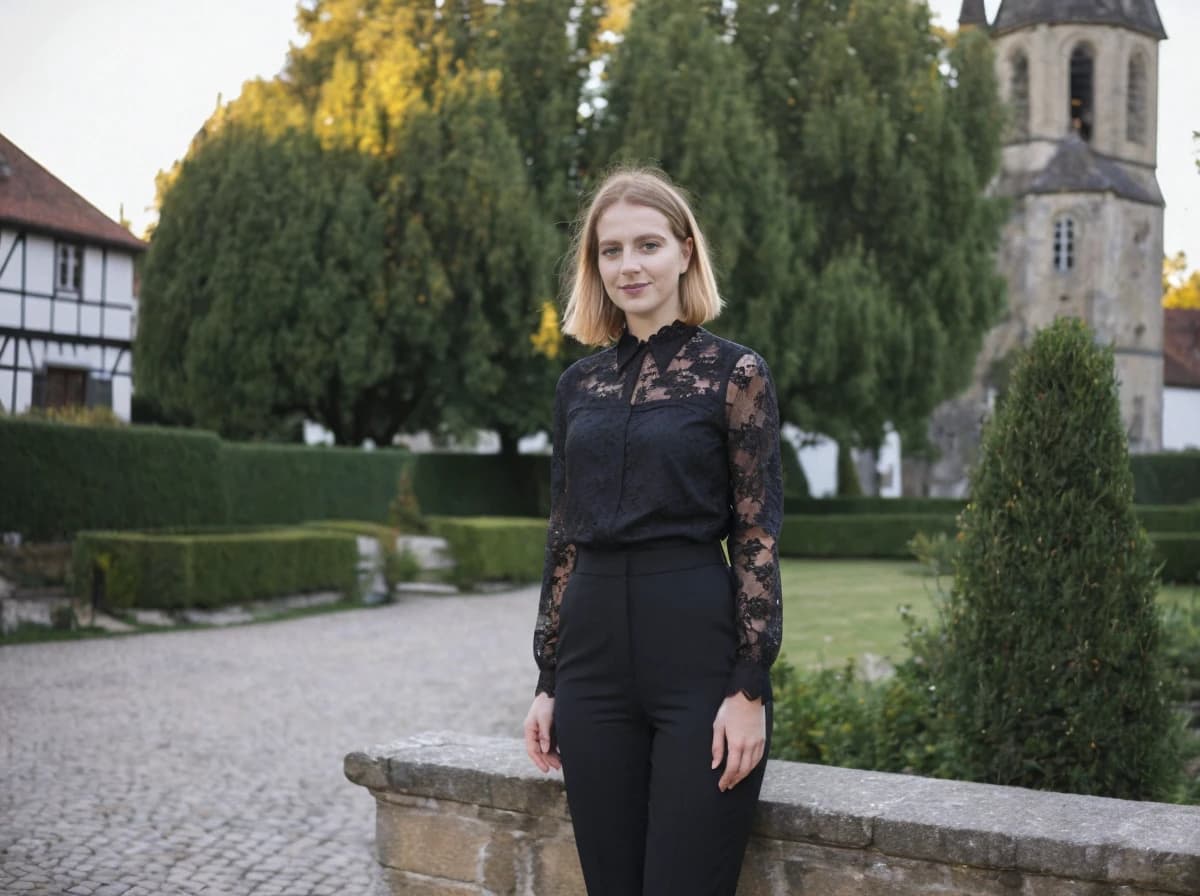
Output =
[{"x1": 346, "y1": 731, "x2": 1200, "y2": 892}]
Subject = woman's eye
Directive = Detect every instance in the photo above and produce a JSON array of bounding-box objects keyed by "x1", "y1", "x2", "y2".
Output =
[
  {"x1": 601, "y1": 247, "x2": 619, "y2": 257},
  {"x1": 642, "y1": 242, "x2": 660, "y2": 252}
]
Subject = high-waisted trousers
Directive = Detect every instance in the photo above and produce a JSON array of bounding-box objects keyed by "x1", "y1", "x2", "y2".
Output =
[{"x1": 553, "y1": 541, "x2": 771, "y2": 896}]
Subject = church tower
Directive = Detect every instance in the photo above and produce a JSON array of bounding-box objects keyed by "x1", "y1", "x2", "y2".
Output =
[{"x1": 919, "y1": 0, "x2": 1168, "y2": 496}]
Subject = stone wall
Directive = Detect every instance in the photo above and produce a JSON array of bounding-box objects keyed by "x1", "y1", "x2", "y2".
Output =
[{"x1": 344, "y1": 732, "x2": 1200, "y2": 896}]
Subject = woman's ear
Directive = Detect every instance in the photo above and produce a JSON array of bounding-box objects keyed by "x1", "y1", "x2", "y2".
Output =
[{"x1": 681, "y1": 236, "x2": 694, "y2": 274}]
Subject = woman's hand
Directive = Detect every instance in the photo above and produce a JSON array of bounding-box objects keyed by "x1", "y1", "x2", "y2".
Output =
[
  {"x1": 711, "y1": 692, "x2": 766, "y2": 791},
  {"x1": 523, "y1": 692, "x2": 561, "y2": 773}
]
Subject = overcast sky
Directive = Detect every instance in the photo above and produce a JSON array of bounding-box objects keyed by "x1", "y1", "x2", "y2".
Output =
[{"x1": 1, "y1": 0, "x2": 1196, "y2": 267}]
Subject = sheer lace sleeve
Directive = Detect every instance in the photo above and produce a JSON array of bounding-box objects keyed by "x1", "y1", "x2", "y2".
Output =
[
  {"x1": 724, "y1": 352, "x2": 784, "y2": 702},
  {"x1": 533, "y1": 373, "x2": 576, "y2": 697}
]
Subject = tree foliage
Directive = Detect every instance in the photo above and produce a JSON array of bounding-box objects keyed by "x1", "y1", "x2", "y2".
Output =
[
  {"x1": 139, "y1": 0, "x2": 1008, "y2": 448},
  {"x1": 939, "y1": 318, "x2": 1179, "y2": 800},
  {"x1": 138, "y1": 0, "x2": 575, "y2": 446},
  {"x1": 1164, "y1": 252, "x2": 1200, "y2": 310},
  {"x1": 588, "y1": 0, "x2": 1008, "y2": 446}
]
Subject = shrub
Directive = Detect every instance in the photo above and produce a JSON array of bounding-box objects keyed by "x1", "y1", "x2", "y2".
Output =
[
  {"x1": 769, "y1": 653, "x2": 958, "y2": 779},
  {"x1": 836, "y1": 443, "x2": 862, "y2": 497},
  {"x1": 21, "y1": 404, "x2": 123, "y2": 427},
  {"x1": 0, "y1": 418, "x2": 227, "y2": 540},
  {"x1": 428, "y1": 516, "x2": 546, "y2": 587},
  {"x1": 940, "y1": 318, "x2": 1179, "y2": 800},
  {"x1": 906, "y1": 531, "x2": 959, "y2": 576},
  {"x1": 72, "y1": 529, "x2": 357, "y2": 610},
  {"x1": 388, "y1": 468, "x2": 425, "y2": 533},
  {"x1": 1132, "y1": 451, "x2": 1200, "y2": 505},
  {"x1": 779, "y1": 514, "x2": 958, "y2": 558}
]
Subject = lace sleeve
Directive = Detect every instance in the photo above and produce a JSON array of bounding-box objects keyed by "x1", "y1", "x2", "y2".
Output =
[
  {"x1": 533, "y1": 374, "x2": 576, "y2": 697},
  {"x1": 724, "y1": 352, "x2": 784, "y2": 702}
]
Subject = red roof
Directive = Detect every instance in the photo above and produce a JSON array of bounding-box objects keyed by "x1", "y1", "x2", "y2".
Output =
[
  {"x1": 0, "y1": 132, "x2": 146, "y2": 253},
  {"x1": 1164, "y1": 308, "x2": 1200, "y2": 389}
]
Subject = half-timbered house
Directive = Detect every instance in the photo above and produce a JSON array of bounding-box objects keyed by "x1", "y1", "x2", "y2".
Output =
[{"x1": 0, "y1": 132, "x2": 146, "y2": 420}]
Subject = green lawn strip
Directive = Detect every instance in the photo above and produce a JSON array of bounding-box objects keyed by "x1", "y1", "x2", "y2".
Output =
[{"x1": 779, "y1": 558, "x2": 1198, "y2": 671}]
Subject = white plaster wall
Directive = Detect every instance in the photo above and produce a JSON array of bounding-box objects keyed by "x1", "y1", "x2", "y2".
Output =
[
  {"x1": 1164, "y1": 387, "x2": 1200, "y2": 450},
  {"x1": 0, "y1": 229, "x2": 22, "y2": 291},
  {"x1": 23, "y1": 234, "x2": 53, "y2": 296}
]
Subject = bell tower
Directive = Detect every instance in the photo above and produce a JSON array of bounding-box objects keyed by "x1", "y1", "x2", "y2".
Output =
[{"x1": 917, "y1": 0, "x2": 1168, "y2": 496}]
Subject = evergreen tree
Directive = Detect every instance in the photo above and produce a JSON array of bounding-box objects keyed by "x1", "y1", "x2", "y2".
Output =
[
  {"x1": 940, "y1": 318, "x2": 1179, "y2": 800},
  {"x1": 730, "y1": 0, "x2": 1008, "y2": 446},
  {"x1": 139, "y1": 0, "x2": 559, "y2": 446}
]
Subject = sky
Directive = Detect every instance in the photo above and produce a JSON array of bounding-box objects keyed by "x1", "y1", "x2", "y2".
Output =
[{"x1": 1, "y1": 0, "x2": 1197, "y2": 268}]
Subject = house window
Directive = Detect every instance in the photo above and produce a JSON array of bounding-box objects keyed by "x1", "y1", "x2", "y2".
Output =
[
  {"x1": 38, "y1": 366, "x2": 88, "y2": 408},
  {"x1": 55, "y1": 242, "x2": 83, "y2": 295},
  {"x1": 1069, "y1": 45, "x2": 1095, "y2": 141},
  {"x1": 1010, "y1": 51, "x2": 1030, "y2": 139},
  {"x1": 1126, "y1": 53, "x2": 1147, "y2": 144},
  {"x1": 1054, "y1": 218, "x2": 1075, "y2": 272}
]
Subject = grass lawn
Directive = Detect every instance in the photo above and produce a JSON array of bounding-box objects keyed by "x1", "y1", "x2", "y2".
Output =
[{"x1": 779, "y1": 558, "x2": 1199, "y2": 671}]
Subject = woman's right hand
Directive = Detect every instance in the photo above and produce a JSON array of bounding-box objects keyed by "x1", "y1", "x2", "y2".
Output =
[{"x1": 523, "y1": 692, "x2": 560, "y2": 773}]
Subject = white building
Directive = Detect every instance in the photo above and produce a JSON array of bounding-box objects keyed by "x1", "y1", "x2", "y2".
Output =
[
  {"x1": 0, "y1": 133, "x2": 145, "y2": 420},
  {"x1": 1164, "y1": 308, "x2": 1200, "y2": 450}
]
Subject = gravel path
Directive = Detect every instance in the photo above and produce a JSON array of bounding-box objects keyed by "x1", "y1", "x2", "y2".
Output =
[{"x1": 0, "y1": 588, "x2": 540, "y2": 895}]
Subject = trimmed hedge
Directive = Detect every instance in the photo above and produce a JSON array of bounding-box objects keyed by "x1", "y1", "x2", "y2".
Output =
[
  {"x1": 413, "y1": 455, "x2": 551, "y2": 518},
  {"x1": 1132, "y1": 451, "x2": 1200, "y2": 505},
  {"x1": 1153, "y1": 534, "x2": 1200, "y2": 585},
  {"x1": 779, "y1": 513, "x2": 959, "y2": 558},
  {"x1": 428, "y1": 516, "x2": 546, "y2": 586},
  {"x1": 222, "y1": 443, "x2": 411, "y2": 525},
  {"x1": 0, "y1": 418, "x2": 226, "y2": 541},
  {"x1": 1138, "y1": 505, "x2": 1200, "y2": 534},
  {"x1": 784, "y1": 497, "x2": 967, "y2": 516},
  {"x1": 72, "y1": 529, "x2": 357, "y2": 610}
]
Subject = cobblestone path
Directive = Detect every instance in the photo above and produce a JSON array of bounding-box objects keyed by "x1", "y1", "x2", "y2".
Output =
[{"x1": 0, "y1": 588, "x2": 539, "y2": 895}]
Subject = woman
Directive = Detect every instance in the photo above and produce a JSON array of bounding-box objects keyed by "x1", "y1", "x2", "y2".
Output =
[{"x1": 522, "y1": 167, "x2": 783, "y2": 895}]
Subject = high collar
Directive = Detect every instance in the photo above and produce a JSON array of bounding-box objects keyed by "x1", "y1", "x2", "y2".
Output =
[{"x1": 616, "y1": 319, "x2": 697, "y2": 373}]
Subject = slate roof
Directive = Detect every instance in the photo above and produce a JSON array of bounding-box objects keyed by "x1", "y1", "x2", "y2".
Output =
[
  {"x1": 992, "y1": 0, "x2": 1167, "y2": 40},
  {"x1": 996, "y1": 134, "x2": 1164, "y2": 206},
  {"x1": 959, "y1": 0, "x2": 989, "y2": 27},
  {"x1": 1165, "y1": 308, "x2": 1200, "y2": 390},
  {"x1": 0, "y1": 132, "x2": 146, "y2": 254}
]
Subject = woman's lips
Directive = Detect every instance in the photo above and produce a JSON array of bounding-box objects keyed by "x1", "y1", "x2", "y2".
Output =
[{"x1": 620, "y1": 283, "x2": 649, "y2": 293}]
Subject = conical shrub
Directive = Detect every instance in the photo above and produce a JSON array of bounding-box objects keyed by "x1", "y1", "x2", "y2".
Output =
[{"x1": 941, "y1": 317, "x2": 1179, "y2": 799}]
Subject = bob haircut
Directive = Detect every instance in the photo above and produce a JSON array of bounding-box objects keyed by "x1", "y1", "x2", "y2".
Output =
[{"x1": 561, "y1": 166, "x2": 723, "y2": 346}]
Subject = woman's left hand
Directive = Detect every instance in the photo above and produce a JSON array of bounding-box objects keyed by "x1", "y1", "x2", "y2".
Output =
[{"x1": 711, "y1": 692, "x2": 766, "y2": 791}]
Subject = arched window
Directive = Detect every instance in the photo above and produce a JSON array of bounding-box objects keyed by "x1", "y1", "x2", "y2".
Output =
[
  {"x1": 1010, "y1": 51, "x2": 1030, "y2": 139},
  {"x1": 1127, "y1": 53, "x2": 1147, "y2": 144},
  {"x1": 1054, "y1": 217, "x2": 1075, "y2": 272},
  {"x1": 1069, "y1": 45, "x2": 1095, "y2": 141}
]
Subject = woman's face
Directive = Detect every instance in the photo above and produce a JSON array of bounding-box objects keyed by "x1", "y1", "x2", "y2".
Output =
[{"x1": 595, "y1": 200, "x2": 693, "y2": 335}]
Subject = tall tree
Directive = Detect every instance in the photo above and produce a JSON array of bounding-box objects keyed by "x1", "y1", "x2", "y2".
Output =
[
  {"x1": 730, "y1": 0, "x2": 1008, "y2": 446},
  {"x1": 138, "y1": 0, "x2": 561, "y2": 447}
]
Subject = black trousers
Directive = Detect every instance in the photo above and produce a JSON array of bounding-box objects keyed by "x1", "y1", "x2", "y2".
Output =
[{"x1": 554, "y1": 542, "x2": 770, "y2": 896}]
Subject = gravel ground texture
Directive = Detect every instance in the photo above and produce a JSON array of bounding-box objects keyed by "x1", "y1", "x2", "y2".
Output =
[{"x1": 0, "y1": 587, "x2": 539, "y2": 895}]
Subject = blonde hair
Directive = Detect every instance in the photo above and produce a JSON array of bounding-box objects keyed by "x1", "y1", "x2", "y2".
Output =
[{"x1": 561, "y1": 166, "x2": 723, "y2": 346}]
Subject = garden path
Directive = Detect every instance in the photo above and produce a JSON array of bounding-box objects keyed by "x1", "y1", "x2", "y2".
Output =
[{"x1": 0, "y1": 587, "x2": 538, "y2": 895}]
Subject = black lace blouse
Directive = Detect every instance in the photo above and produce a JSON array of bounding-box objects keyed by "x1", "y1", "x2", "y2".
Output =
[{"x1": 533, "y1": 319, "x2": 784, "y2": 702}]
